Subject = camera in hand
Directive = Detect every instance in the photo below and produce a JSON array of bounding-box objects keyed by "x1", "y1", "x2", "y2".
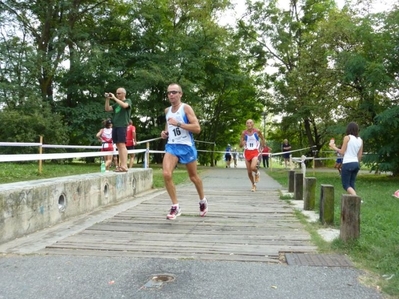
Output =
[{"x1": 104, "y1": 93, "x2": 110, "y2": 97}]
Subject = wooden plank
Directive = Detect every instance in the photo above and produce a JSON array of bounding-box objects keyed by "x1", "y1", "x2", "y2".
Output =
[
  {"x1": 73, "y1": 230, "x2": 313, "y2": 241},
  {"x1": 43, "y1": 245, "x2": 315, "y2": 260},
  {"x1": 41, "y1": 248, "x2": 281, "y2": 263},
  {"x1": 84, "y1": 225, "x2": 309, "y2": 234},
  {"x1": 46, "y1": 242, "x2": 314, "y2": 251},
  {"x1": 52, "y1": 237, "x2": 314, "y2": 248}
]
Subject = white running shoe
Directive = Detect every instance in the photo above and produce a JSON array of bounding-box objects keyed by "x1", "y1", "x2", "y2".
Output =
[
  {"x1": 199, "y1": 199, "x2": 208, "y2": 217},
  {"x1": 166, "y1": 205, "x2": 181, "y2": 220}
]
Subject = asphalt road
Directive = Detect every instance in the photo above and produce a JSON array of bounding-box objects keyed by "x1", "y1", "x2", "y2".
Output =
[{"x1": 0, "y1": 255, "x2": 384, "y2": 299}]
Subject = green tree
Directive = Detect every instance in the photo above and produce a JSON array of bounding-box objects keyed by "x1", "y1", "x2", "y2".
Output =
[
  {"x1": 356, "y1": 8, "x2": 399, "y2": 176},
  {"x1": 104, "y1": 0, "x2": 257, "y2": 165},
  {"x1": 0, "y1": 98, "x2": 69, "y2": 154},
  {"x1": 237, "y1": 0, "x2": 339, "y2": 158},
  {"x1": 238, "y1": 0, "x2": 399, "y2": 173},
  {"x1": 361, "y1": 107, "x2": 399, "y2": 176},
  {"x1": 0, "y1": 0, "x2": 115, "y2": 149},
  {"x1": 0, "y1": 0, "x2": 261, "y2": 164}
]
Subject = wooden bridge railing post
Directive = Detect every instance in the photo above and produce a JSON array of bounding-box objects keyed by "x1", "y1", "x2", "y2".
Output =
[
  {"x1": 38, "y1": 135, "x2": 43, "y2": 174},
  {"x1": 145, "y1": 142, "x2": 150, "y2": 168},
  {"x1": 340, "y1": 194, "x2": 361, "y2": 242},
  {"x1": 294, "y1": 172, "x2": 303, "y2": 200},
  {"x1": 304, "y1": 177, "x2": 316, "y2": 210},
  {"x1": 319, "y1": 184, "x2": 334, "y2": 225}
]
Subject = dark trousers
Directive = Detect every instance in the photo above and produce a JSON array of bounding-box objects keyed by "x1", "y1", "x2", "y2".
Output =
[
  {"x1": 341, "y1": 162, "x2": 360, "y2": 191},
  {"x1": 262, "y1": 155, "x2": 269, "y2": 168}
]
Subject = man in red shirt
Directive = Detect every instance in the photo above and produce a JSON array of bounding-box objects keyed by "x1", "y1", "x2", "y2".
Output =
[
  {"x1": 261, "y1": 144, "x2": 272, "y2": 168},
  {"x1": 126, "y1": 120, "x2": 136, "y2": 168}
]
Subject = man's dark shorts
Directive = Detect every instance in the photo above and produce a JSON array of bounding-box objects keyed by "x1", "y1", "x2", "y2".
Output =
[{"x1": 112, "y1": 127, "x2": 127, "y2": 143}]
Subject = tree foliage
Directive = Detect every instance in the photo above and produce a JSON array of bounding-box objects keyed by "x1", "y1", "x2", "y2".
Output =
[
  {"x1": 0, "y1": 98, "x2": 69, "y2": 154},
  {"x1": 237, "y1": 0, "x2": 399, "y2": 173},
  {"x1": 237, "y1": 0, "x2": 340, "y2": 158},
  {"x1": 0, "y1": 0, "x2": 399, "y2": 173},
  {"x1": 0, "y1": 0, "x2": 259, "y2": 166}
]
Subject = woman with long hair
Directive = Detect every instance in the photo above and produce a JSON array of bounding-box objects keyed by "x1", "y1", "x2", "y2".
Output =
[{"x1": 330, "y1": 122, "x2": 363, "y2": 195}]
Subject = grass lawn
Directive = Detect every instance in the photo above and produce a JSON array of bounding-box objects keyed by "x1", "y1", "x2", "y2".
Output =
[
  {"x1": 266, "y1": 167, "x2": 399, "y2": 297},
  {"x1": 1, "y1": 161, "x2": 399, "y2": 297}
]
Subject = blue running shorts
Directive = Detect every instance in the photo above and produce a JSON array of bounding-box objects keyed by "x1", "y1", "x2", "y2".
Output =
[{"x1": 165, "y1": 144, "x2": 197, "y2": 164}]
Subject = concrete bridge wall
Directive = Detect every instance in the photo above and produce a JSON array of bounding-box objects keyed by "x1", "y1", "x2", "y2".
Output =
[{"x1": 0, "y1": 169, "x2": 153, "y2": 245}]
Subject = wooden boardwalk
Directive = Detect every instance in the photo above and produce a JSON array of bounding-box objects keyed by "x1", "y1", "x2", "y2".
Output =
[{"x1": 42, "y1": 168, "x2": 317, "y2": 263}]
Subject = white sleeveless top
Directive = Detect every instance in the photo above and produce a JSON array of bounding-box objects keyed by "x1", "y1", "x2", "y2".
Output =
[
  {"x1": 243, "y1": 130, "x2": 261, "y2": 150},
  {"x1": 165, "y1": 104, "x2": 194, "y2": 146},
  {"x1": 343, "y1": 135, "x2": 362, "y2": 164},
  {"x1": 101, "y1": 128, "x2": 113, "y2": 149}
]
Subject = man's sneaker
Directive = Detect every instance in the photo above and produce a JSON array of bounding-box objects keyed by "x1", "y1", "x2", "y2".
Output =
[
  {"x1": 251, "y1": 184, "x2": 256, "y2": 192},
  {"x1": 199, "y1": 199, "x2": 208, "y2": 217},
  {"x1": 166, "y1": 205, "x2": 181, "y2": 220},
  {"x1": 255, "y1": 171, "x2": 260, "y2": 183}
]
